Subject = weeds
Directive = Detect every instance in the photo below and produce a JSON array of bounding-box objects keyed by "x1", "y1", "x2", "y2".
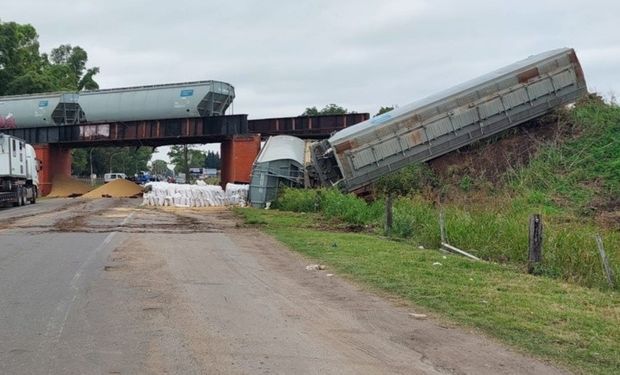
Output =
[{"x1": 272, "y1": 100, "x2": 620, "y2": 289}]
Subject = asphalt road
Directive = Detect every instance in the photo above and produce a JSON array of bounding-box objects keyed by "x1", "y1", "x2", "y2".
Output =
[{"x1": 0, "y1": 198, "x2": 567, "y2": 374}]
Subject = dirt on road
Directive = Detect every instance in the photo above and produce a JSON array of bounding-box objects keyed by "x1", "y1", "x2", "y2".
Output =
[
  {"x1": 99, "y1": 204, "x2": 565, "y2": 374},
  {"x1": 0, "y1": 199, "x2": 567, "y2": 374}
]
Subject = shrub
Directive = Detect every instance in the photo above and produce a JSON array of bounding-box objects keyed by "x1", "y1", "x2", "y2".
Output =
[
  {"x1": 391, "y1": 197, "x2": 439, "y2": 246},
  {"x1": 319, "y1": 188, "x2": 383, "y2": 225},
  {"x1": 274, "y1": 188, "x2": 319, "y2": 212},
  {"x1": 375, "y1": 163, "x2": 437, "y2": 195}
]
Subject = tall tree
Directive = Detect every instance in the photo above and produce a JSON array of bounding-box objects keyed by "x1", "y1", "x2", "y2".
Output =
[
  {"x1": 0, "y1": 21, "x2": 49, "y2": 95},
  {"x1": 151, "y1": 159, "x2": 171, "y2": 176},
  {"x1": 375, "y1": 106, "x2": 395, "y2": 117},
  {"x1": 302, "y1": 103, "x2": 349, "y2": 116},
  {"x1": 48, "y1": 44, "x2": 99, "y2": 90},
  {"x1": 168, "y1": 145, "x2": 206, "y2": 173},
  {"x1": 71, "y1": 147, "x2": 154, "y2": 177},
  {"x1": 204, "y1": 150, "x2": 221, "y2": 169},
  {"x1": 0, "y1": 21, "x2": 99, "y2": 95}
]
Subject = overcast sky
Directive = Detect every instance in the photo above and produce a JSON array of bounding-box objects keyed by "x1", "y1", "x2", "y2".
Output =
[{"x1": 2, "y1": 0, "x2": 619, "y2": 164}]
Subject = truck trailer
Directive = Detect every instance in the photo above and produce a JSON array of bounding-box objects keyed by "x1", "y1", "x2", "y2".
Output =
[{"x1": 0, "y1": 134, "x2": 39, "y2": 206}]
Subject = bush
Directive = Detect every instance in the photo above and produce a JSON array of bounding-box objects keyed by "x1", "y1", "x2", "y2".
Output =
[
  {"x1": 319, "y1": 189, "x2": 383, "y2": 225},
  {"x1": 375, "y1": 163, "x2": 437, "y2": 195},
  {"x1": 274, "y1": 188, "x2": 319, "y2": 212},
  {"x1": 275, "y1": 187, "x2": 383, "y2": 226},
  {"x1": 391, "y1": 197, "x2": 439, "y2": 245}
]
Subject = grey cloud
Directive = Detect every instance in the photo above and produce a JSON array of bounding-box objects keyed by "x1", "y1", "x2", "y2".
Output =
[{"x1": 1, "y1": 0, "x2": 618, "y2": 121}]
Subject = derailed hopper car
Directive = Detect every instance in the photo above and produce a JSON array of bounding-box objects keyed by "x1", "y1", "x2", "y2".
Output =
[{"x1": 309, "y1": 48, "x2": 588, "y2": 192}]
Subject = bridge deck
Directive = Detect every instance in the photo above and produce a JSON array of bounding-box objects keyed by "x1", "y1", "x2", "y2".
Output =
[{"x1": 1, "y1": 113, "x2": 369, "y2": 147}]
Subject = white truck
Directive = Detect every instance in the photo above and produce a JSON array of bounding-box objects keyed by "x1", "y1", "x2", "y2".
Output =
[{"x1": 0, "y1": 134, "x2": 39, "y2": 206}]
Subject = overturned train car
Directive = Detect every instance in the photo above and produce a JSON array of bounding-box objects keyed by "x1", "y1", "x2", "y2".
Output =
[
  {"x1": 310, "y1": 48, "x2": 588, "y2": 192},
  {"x1": 0, "y1": 80, "x2": 235, "y2": 128}
]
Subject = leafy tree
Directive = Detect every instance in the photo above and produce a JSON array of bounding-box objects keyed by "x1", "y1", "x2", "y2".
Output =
[
  {"x1": 375, "y1": 106, "x2": 395, "y2": 117},
  {"x1": 0, "y1": 20, "x2": 99, "y2": 95},
  {"x1": 302, "y1": 104, "x2": 349, "y2": 116},
  {"x1": 48, "y1": 44, "x2": 99, "y2": 90},
  {"x1": 0, "y1": 20, "x2": 101, "y2": 175},
  {"x1": 71, "y1": 147, "x2": 154, "y2": 177},
  {"x1": 168, "y1": 145, "x2": 206, "y2": 174},
  {"x1": 0, "y1": 21, "x2": 48, "y2": 95},
  {"x1": 151, "y1": 159, "x2": 171, "y2": 176},
  {"x1": 71, "y1": 148, "x2": 89, "y2": 175},
  {"x1": 204, "y1": 150, "x2": 221, "y2": 169},
  {"x1": 302, "y1": 106, "x2": 320, "y2": 116}
]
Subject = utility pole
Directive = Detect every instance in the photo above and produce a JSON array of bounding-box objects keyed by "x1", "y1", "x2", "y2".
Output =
[
  {"x1": 89, "y1": 148, "x2": 95, "y2": 185},
  {"x1": 184, "y1": 144, "x2": 190, "y2": 183}
]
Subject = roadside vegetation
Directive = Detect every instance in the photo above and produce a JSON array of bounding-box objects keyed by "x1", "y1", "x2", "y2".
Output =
[
  {"x1": 236, "y1": 207, "x2": 619, "y2": 374},
  {"x1": 274, "y1": 97, "x2": 620, "y2": 290},
  {"x1": 236, "y1": 98, "x2": 620, "y2": 374}
]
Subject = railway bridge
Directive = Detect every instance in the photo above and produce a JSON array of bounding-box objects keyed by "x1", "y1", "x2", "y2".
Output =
[{"x1": 0, "y1": 80, "x2": 368, "y2": 195}]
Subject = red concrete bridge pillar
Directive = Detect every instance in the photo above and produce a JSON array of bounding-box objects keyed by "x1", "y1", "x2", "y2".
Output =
[
  {"x1": 33, "y1": 144, "x2": 72, "y2": 196},
  {"x1": 220, "y1": 134, "x2": 261, "y2": 188}
]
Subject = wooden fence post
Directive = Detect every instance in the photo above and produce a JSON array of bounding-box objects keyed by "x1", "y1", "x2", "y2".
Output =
[
  {"x1": 528, "y1": 214, "x2": 543, "y2": 274},
  {"x1": 385, "y1": 193, "x2": 393, "y2": 236},
  {"x1": 439, "y1": 208, "x2": 446, "y2": 244},
  {"x1": 596, "y1": 234, "x2": 615, "y2": 288}
]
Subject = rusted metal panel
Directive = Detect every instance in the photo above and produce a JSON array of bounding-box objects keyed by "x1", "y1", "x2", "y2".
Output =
[
  {"x1": 518, "y1": 67, "x2": 540, "y2": 83},
  {"x1": 248, "y1": 113, "x2": 369, "y2": 139},
  {"x1": 314, "y1": 48, "x2": 588, "y2": 191},
  {"x1": 334, "y1": 139, "x2": 357, "y2": 153},
  {"x1": 2, "y1": 115, "x2": 248, "y2": 147},
  {"x1": 406, "y1": 129, "x2": 426, "y2": 147}
]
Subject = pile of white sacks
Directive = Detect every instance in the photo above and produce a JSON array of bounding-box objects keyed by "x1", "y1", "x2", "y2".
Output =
[{"x1": 142, "y1": 181, "x2": 249, "y2": 208}]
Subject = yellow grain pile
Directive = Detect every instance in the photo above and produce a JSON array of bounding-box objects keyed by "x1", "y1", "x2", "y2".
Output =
[
  {"x1": 48, "y1": 175, "x2": 93, "y2": 197},
  {"x1": 81, "y1": 179, "x2": 143, "y2": 198}
]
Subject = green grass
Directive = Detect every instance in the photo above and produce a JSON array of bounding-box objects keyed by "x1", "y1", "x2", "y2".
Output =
[
  {"x1": 275, "y1": 188, "x2": 619, "y2": 289},
  {"x1": 511, "y1": 100, "x2": 620, "y2": 212},
  {"x1": 235, "y1": 207, "x2": 620, "y2": 375},
  {"x1": 272, "y1": 100, "x2": 620, "y2": 290}
]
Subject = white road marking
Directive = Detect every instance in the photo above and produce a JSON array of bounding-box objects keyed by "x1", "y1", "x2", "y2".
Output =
[
  {"x1": 120, "y1": 211, "x2": 135, "y2": 226},
  {"x1": 41, "y1": 231, "x2": 119, "y2": 374}
]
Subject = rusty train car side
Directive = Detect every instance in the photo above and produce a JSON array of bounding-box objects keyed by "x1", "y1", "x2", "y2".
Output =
[{"x1": 310, "y1": 48, "x2": 588, "y2": 192}]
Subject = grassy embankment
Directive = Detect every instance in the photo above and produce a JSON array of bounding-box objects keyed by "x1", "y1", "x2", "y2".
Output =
[{"x1": 235, "y1": 99, "x2": 620, "y2": 374}]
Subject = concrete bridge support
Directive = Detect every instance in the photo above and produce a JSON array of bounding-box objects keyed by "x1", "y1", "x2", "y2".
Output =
[
  {"x1": 34, "y1": 144, "x2": 72, "y2": 196},
  {"x1": 220, "y1": 134, "x2": 261, "y2": 188},
  {"x1": 31, "y1": 135, "x2": 260, "y2": 196}
]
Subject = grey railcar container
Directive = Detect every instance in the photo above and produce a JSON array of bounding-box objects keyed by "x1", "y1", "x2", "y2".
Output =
[
  {"x1": 78, "y1": 80, "x2": 234, "y2": 123},
  {"x1": 0, "y1": 80, "x2": 234, "y2": 128},
  {"x1": 312, "y1": 48, "x2": 587, "y2": 192},
  {"x1": 0, "y1": 93, "x2": 81, "y2": 127}
]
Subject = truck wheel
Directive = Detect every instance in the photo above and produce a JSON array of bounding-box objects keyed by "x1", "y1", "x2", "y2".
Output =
[
  {"x1": 13, "y1": 188, "x2": 22, "y2": 207},
  {"x1": 21, "y1": 190, "x2": 26, "y2": 206},
  {"x1": 30, "y1": 188, "x2": 37, "y2": 204}
]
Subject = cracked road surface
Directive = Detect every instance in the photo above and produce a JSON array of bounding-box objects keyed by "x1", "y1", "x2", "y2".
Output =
[{"x1": 0, "y1": 198, "x2": 566, "y2": 374}]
